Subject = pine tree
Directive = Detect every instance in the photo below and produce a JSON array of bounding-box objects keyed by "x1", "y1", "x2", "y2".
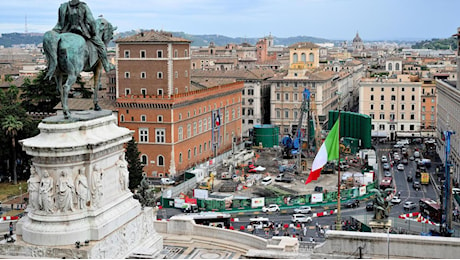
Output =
[{"x1": 125, "y1": 137, "x2": 144, "y2": 190}]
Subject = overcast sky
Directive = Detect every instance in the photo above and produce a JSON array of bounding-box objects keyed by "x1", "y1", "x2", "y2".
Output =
[{"x1": 2, "y1": 0, "x2": 459, "y2": 41}]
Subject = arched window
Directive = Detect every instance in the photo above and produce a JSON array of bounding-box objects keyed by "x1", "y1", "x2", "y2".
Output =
[
  {"x1": 309, "y1": 53, "x2": 314, "y2": 62},
  {"x1": 388, "y1": 63, "x2": 393, "y2": 71},
  {"x1": 120, "y1": 114, "x2": 125, "y2": 122},
  {"x1": 395, "y1": 63, "x2": 400, "y2": 71},
  {"x1": 293, "y1": 53, "x2": 298, "y2": 63},
  {"x1": 157, "y1": 155, "x2": 164, "y2": 166},
  {"x1": 141, "y1": 154, "x2": 148, "y2": 165},
  {"x1": 301, "y1": 53, "x2": 306, "y2": 62}
]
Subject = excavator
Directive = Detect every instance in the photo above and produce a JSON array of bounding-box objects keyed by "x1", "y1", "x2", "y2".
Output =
[{"x1": 199, "y1": 173, "x2": 215, "y2": 191}]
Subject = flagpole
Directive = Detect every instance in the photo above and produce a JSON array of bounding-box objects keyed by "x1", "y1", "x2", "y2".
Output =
[{"x1": 336, "y1": 101, "x2": 342, "y2": 231}]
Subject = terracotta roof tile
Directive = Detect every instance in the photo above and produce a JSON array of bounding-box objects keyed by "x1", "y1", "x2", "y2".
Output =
[{"x1": 116, "y1": 30, "x2": 191, "y2": 43}]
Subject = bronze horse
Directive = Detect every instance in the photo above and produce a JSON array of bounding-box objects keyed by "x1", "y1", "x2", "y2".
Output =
[{"x1": 43, "y1": 18, "x2": 116, "y2": 119}]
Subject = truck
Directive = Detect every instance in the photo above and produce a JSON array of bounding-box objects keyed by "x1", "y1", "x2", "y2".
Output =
[
  {"x1": 275, "y1": 173, "x2": 293, "y2": 183},
  {"x1": 421, "y1": 172, "x2": 430, "y2": 185}
]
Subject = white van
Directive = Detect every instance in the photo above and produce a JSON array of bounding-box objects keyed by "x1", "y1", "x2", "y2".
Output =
[{"x1": 249, "y1": 217, "x2": 270, "y2": 229}]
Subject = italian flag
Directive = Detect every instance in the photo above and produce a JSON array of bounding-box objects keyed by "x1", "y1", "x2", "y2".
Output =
[{"x1": 305, "y1": 118, "x2": 340, "y2": 184}]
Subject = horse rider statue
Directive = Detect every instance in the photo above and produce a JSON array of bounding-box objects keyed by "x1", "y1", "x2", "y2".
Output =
[{"x1": 45, "y1": 0, "x2": 113, "y2": 80}]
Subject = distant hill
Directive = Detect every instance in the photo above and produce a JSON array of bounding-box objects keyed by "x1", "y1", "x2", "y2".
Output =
[
  {"x1": 0, "y1": 31, "x2": 337, "y2": 48},
  {"x1": 0, "y1": 33, "x2": 44, "y2": 47},
  {"x1": 411, "y1": 37, "x2": 457, "y2": 50}
]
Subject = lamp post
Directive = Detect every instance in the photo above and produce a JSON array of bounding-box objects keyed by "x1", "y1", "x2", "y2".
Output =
[
  {"x1": 336, "y1": 91, "x2": 342, "y2": 231},
  {"x1": 19, "y1": 185, "x2": 22, "y2": 209}
]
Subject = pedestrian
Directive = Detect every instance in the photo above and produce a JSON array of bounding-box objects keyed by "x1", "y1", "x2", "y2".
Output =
[
  {"x1": 9, "y1": 222, "x2": 13, "y2": 236},
  {"x1": 398, "y1": 191, "x2": 401, "y2": 197},
  {"x1": 303, "y1": 226, "x2": 307, "y2": 237}
]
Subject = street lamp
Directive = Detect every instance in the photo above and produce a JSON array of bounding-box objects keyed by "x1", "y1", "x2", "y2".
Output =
[{"x1": 19, "y1": 186, "x2": 22, "y2": 209}]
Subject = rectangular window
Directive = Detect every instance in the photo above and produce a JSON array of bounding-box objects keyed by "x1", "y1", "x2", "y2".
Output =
[
  {"x1": 401, "y1": 125, "x2": 405, "y2": 131},
  {"x1": 379, "y1": 114, "x2": 385, "y2": 120},
  {"x1": 124, "y1": 50, "x2": 130, "y2": 58},
  {"x1": 141, "y1": 88, "x2": 147, "y2": 97},
  {"x1": 141, "y1": 72, "x2": 146, "y2": 79},
  {"x1": 379, "y1": 124, "x2": 385, "y2": 130},
  {"x1": 157, "y1": 72, "x2": 163, "y2": 79},
  {"x1": 139, "y1": 128, "x2": 148, "y2": 143},
  {"x1": 140, "y1": 50, "x2": 146, "y2": 58},
  {"x1": 380, "y1": 104, "x2": 384, "y2": 110},
  {"x1": 125, "y1": 88, "x2": 131, "y2": 96},
  {"x1": 284, "y1": 93, "x2": 289, "y2": 101},
  {"x1": 401, "y1": 113, "x2": 405, "y2": 120},
  {"x1": 381, "y1": 95, "x2": 384, "y2": 101},
  {"x1": 410, "y1": 125, "x2": 414, "y2": 130},
  {"x1": 276, "y1": 93, "x2": 281, "y2": 101},
  {"x1": 370, "y1": 104, "x2": 374, "y2": 110},
  {"x1": 410, "y1": 114, "x2": 415, "y2": 120},
  {"x1": 156, "y1": 129, "x2": 165, "y2": 143},
  {"x1": 157, "y1": 50, "x2": 163, "y2": 58},
  {"x1": 141, "y1": 115, "x2": 146, "y2": 122},
  {"x1": 124, "y1": 72, "x2": 130, "y2": 78}
]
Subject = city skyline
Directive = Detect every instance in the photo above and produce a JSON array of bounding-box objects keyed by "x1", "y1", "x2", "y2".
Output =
[{"x1": 1, "y1": 0, "x2": 460, "y2": 41}]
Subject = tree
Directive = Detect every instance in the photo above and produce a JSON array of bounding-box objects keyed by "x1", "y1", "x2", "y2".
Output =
[
  {"x1": 2, "y1": 115, "x2": 23, "y2": 185},
  {"x1": 0, "y1": 85, "x2": 39, "y2": 182},
  {"x1": 125, "y1": 137, "x2": 144, "y2": 190},
  {"x1": 20, "y1": 70, "x2": 60, "y2": 113}
]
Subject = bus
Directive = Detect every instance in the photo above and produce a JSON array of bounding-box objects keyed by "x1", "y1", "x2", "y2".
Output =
[
  {"x1": 171, "y1": 212, "x2": 232, "y2": 228},
  {"x1": 419, "y1": 198, "x2": 441, "y2": 223}
]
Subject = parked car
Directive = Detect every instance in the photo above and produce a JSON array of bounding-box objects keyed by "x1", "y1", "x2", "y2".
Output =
[
  {"x1": 261, "y1": 176, "x2": 273, "y2": 185},
  {"x1": 403, "y1": 201, "x2": 417, "y2": 210},
  {"x1": 384, "y1": 171, "x2": 392, "y2": 177},
  {"x1": 414, "y1": 151, "x2": 421, "y2": 158},
  {"x1": 344, "y1": 199, "x2": 360, "y2": 208},
  {"x1": 397, "y1": 164, "x2": 405, "y2": 171},
  {"x1": 293, "y1": 206, "x2": 312, "y2": 214},
  {"x1": 381, "y1": 155, "x2": 388, "y2": 163},
  {"x1": 383, "y1": 163, "x2": 390, "y2": 170},
  {"x1": 413, "y1": 181, "x2": 421, "y2": 190},
  {"x1": 161, "y1": 178, "x2": 175, "y2": 185},
  {"x1": 366, "y1": 201, "x2": 374, "y2": 211},
  {"x1": 262, "y1": 204, "x2": 280, "y2": 213},
  {"x1": 390, "y1": 196, "x2": 401, "y2": 204},
  {"x1": 291, "y1": 213, "x2": 312, "y2": 223}
]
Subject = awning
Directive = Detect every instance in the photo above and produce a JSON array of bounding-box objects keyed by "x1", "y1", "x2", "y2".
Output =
[{"x1": 371, "y1": 131, "x2": 387, "y2": 138}]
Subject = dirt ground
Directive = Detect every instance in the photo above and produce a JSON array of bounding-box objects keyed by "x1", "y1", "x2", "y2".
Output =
[{"x1": 212, "y1": 147, "x2": 357, "y2": 197}]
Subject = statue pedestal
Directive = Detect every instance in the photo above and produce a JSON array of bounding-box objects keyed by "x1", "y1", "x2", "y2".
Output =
[
  {"x1": 369, "y1": 219, "x2": 392, "y2": 232},
  {"x1": 4, "y1": 111, "x2": 163, "y2": 258}
]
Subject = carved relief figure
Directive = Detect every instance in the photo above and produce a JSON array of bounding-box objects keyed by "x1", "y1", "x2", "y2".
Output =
[
  {"x1": 27, "y1": 165, "x2": 41, "y2": 211},
  {"x1": 75, "y1": 167, "x2": 89, "y2": 210},
  {"x1": 39, "y1": 170, "x2": 54, "y2": 213},
  {"x1": 91, "y1": 164, "x2": 104, "y2": 207},
  {"x1": 116, "y1": 153, "x2": 129, "y2": 191},
  {"x1": 56, "y1": 170, "x2": 75, "y2": 212}
]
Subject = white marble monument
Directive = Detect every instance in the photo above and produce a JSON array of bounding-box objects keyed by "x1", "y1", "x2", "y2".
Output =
[{"x1": 0, "y1": 111, "x2": 162, "y2": 258}]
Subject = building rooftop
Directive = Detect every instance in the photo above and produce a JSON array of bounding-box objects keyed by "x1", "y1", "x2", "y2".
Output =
[{"x1": 116, "y1": 30, "x2": 191, "y2": 43}]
